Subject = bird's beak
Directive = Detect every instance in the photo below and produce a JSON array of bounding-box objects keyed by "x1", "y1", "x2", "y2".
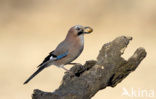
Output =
[{"x1": 83, "y1": 26, "x2": 93, "y2": 34}]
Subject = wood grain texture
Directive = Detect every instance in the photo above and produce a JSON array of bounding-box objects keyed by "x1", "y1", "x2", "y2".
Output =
[{"x1": 32, "y1": 36, "x2": 147, "y2": 99}]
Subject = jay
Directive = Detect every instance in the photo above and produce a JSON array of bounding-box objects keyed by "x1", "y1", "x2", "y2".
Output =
[{"x1": 24, "y1": 25, "x2": 93, "y2": 84}]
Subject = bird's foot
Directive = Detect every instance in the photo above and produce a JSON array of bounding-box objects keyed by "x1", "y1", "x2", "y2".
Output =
[
  {"x1": 65, "y1": 70, "x2": 75, "y2": 77},
  {"x1": 60, "y1": 66, "x2": 75, "y2": 77}
]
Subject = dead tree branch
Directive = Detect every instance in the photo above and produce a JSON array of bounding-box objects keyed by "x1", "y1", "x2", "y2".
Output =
[{"x1": 32, "y1": 36, "x2": 147, "y2": 99}]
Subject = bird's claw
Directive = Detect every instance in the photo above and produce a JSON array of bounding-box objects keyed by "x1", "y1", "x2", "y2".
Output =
[{"x1": 65, "y1": 70, "x2": 75, "y2": 77}]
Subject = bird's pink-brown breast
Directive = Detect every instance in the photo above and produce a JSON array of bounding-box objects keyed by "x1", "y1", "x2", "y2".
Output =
[{"x1": 52, "y1": 34, "x2": 84, "y2": 66}]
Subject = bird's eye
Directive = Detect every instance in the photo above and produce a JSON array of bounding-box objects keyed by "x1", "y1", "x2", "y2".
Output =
[{"x1": 76, "y1": 27, "x2": 81, "y2": 31}]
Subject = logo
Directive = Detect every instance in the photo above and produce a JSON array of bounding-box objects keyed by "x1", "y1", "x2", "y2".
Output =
[{"x1": 122, "y1": 87, "x2": 155, "y2": 98}]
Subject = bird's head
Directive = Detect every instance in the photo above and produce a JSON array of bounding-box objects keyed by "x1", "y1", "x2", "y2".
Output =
[{"x1": 67, "y1": 25, "x2": 93, "y2": 37}]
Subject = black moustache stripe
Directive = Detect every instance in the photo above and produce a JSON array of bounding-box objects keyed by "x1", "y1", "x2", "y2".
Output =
[{"x1": 78, "y1": 31, "x2": 83, "y2": 36}]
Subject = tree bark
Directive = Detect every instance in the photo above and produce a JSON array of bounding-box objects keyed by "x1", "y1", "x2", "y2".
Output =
[{"x1": 32, "y1": 36, "x2": 147, "y2": 99}]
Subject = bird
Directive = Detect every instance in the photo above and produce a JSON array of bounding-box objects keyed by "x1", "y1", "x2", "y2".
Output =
[{"x1": 23, "y1": 25, "x2": 93, "y2": 84}]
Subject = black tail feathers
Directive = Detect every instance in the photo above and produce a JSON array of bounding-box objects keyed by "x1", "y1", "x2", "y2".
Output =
[{"x1": 24, "y1": 66, "x2": 45, "y2": 84}]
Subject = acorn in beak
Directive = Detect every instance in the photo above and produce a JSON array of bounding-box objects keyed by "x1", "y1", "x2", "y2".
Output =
[{"x1": 83, "y1": 26, "x2": 93, "y2": 34}]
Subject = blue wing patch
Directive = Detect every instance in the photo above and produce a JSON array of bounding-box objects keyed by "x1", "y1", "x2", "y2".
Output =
[
  {"x1": 56, "y1": 51, "x2": 68, "y2": 60},
  {"x1": 38, "y1": 51, "x2": 68, "y2": 67}
]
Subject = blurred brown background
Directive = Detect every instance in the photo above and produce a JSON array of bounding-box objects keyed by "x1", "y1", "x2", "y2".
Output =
[{"x1": 0, "y1": 0, "x2": 156, "y2": 99}]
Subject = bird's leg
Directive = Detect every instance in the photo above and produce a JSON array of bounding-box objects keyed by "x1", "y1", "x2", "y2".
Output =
[
  {"x1": 61, "y1": 66, "x2": 69, "y2": 71},
  {"x1": 60, "y1": 65, "x2": 75, "y2": 76}
]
